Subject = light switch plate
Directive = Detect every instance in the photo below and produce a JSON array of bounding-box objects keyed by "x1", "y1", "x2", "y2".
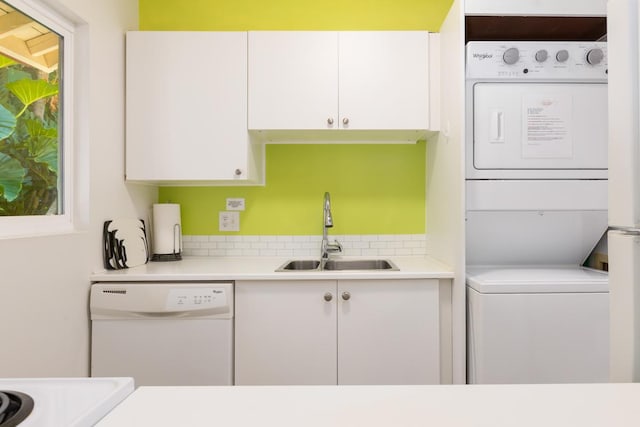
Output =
[
  {"x1": 226, "y1": 198, "x2": 245, "y2": 211},
  {"x1": 219, "y1": 211, "x2": 240, "y2": 232}
]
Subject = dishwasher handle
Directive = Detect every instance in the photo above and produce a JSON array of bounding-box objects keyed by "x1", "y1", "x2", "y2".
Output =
[{"x1": 91, "y1": 306, "x2": 232, "y2": 320}]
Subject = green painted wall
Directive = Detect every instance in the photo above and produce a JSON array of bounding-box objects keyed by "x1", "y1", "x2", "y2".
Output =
[
  {"x1": 142, "y1": 0, "x2": 453, "y2": 235},
  {"x1": 139, "y1": 0, "x2": 452, "y2": 31},
  {"x1": 161, "y1": 142, "x2": 426, "y2": 235}
]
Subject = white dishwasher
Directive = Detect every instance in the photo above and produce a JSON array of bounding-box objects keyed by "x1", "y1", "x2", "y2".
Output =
[{"x1": 90, "y1": 282, "x2": 233, "y2": 386}]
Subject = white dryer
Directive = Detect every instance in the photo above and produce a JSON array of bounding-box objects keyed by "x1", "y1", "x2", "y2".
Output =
[
  {"x1": 467, "y1": 266, "x2": 609, "y2": 384},
  {"x1": 465, "y1": 41, "x2": 609, "y2": 384}
]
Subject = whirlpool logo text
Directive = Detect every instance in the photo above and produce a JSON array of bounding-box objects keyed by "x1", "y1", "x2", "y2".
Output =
[{"x1": 473, "y1": 53, "x2": 494, "y2": 60}]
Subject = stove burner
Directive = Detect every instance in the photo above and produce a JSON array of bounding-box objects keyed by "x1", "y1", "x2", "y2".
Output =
[{"x1": 0, "y1": 391, "x2": 34, "y2": 426}]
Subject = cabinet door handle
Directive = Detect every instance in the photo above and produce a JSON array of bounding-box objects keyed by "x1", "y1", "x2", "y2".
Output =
[
  {"x1": 234, "y1": 168, "x2": 242, "y2": 176},
  {"x1": 342, "y1": 117, "x2": 349, "y2": 126},
  {"x1": 327, "y1": 117, "x2": 334, "y2": 125},
  {"x1": 324, "y1": 292, "x2": 333, "y2": 302},
  {"x1": 341, "y1": 291, "x2": 351, "y2": 301}
]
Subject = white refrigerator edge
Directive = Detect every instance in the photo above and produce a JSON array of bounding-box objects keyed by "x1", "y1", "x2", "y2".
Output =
[{"x1": 608, "y1": 0, "x2": 640, "y2": 382}]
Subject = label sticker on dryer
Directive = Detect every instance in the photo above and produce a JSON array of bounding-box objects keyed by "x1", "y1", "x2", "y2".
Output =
[{"x1": 522, "y1": 95, "x2": 573, "y2": 159}]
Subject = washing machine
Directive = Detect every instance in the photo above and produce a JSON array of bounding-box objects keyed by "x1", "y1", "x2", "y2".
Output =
[
  {"x1": 465, "y1": 41, "x2": 610, "y2": 384},
  {"x1": 467, "y1": 266, "x2": 609, "y2": 384}
]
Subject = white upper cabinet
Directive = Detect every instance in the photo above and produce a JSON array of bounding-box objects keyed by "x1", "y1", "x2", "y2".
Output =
[
  {"x1": 126, "y1": 31, "x2": 263, "y2": 185},
  {"x1": 338, "y1": 32, "x2": 429, "y2": 131},
  {"x1": 248, "y1": 31, "x2": 433, "y2": 142},
  {"x1": 248, "y1": 32, "x2": 339, "y2": 130}
]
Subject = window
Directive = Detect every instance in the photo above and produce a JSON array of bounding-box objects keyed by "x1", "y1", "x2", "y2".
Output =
[{"x1": 0, "y1": 0, "x2": 79, "y2": 237}]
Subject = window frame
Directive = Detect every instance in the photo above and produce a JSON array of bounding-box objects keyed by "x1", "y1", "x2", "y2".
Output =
[{"x1": 0, "y1": 0, "x2": 81, "y2": 238}]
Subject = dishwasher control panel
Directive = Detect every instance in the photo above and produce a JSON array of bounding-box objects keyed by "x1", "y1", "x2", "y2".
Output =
[
  {"x1": 166, "y1": 287, "x2": 227, "y2": 310},
  {"x1": 90, "y1": 282, "x2": 234, "y2": 319}
]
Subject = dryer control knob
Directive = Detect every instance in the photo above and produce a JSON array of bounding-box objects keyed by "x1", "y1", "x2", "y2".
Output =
[
  {"x1": 535, "y1": 49, "x2": 548, "y2": 62},
  {"x1": 503, "y1": 47, "x2": 520, "y2": 65},
  {"x1": 556, "y1": 49, "x2": 570, "y2": 62},
  {"x1": 586, "y1": 48, "x2": 604, "y2": 65}
]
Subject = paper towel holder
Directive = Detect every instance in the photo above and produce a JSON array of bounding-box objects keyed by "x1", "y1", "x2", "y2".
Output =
[
  {"x1": 151, "y1": 203, "x2": 183, "y2": 262},
  {"x1": 151, "y1": 223, "x2": 182, "y2": 261}
]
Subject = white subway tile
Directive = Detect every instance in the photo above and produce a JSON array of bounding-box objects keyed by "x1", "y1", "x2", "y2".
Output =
[
  {"x1": 361, "y1": 248, "x2": 379, "y2": 256},
  {"x1": 404, "y1": 241, "x2": 425, "y2": 248},
  {"x1": 395, "y1": 248, "x2": 413, "y2": 256},
  {"x1": 370, "y1": 242, "x2": 389, "y2": 249},
  {"x1": 208, "y1": 249, "x2": 227, "y2": 257},
  {"x1": 242, "y1": 249, "x2": 260, "y2": 256},
  {"x1": 181, "y1": 234, "x2": 427, "y2": 258},
  {"x1": 189, "y1": 248, "x2": 209, "y2": 256},
  {"x1": 276, "y1": 249, "x2": 295, "y2": 257}
]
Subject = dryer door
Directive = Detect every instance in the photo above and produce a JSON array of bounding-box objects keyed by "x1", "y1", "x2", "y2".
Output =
[{"x1": 472, "y1": 82, "x2": 607, "y2": 177}]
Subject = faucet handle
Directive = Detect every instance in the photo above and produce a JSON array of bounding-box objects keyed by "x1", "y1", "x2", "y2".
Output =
[{"x1": 326, "y1": 239, "x2": 342, "y2": 253}]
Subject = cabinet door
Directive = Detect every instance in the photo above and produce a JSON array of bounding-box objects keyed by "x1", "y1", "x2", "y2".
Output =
[
  {"x1": 337, "y1": 279, "x2": 440, "y2": 385},
  {"x1": 126, "y1": 31, "x2": 249, "y2": 181},
  {"x1": 235, "y1": 280, "x2": 337, "y2": 385},
  {"x1": 338, "y1": 31, "x2": 430, "y2": 130},
  {"x1": 248, "y1": 31, "x2": 339, "y2": 130}
]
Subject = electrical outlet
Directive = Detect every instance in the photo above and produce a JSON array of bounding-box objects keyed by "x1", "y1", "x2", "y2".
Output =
[{"x1": 219, "y1": 211, "x2": 240, "y2": 232}]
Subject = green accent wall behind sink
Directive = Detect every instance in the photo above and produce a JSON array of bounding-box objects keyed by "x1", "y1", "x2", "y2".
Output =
[
  {"x1": 142, "y1": 0, "x2": 453, "y2": 235},
  {"x1": 160, "y1": 143, "x2": 426, "y2": 235}
]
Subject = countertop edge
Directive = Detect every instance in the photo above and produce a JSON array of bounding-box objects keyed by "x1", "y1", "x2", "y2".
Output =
[{"x1": 90, "y1": 255, "x2": 454, "y2": 282}]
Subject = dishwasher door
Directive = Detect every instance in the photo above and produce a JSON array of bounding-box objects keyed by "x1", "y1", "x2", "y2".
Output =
[{"x1": 90, "y1": 282, "x2": 233, "y2": 386}]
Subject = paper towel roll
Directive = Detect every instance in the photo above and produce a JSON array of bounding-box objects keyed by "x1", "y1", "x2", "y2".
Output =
[{"x1": 152, "y1": 203, "x2": 182, "y2": 255}]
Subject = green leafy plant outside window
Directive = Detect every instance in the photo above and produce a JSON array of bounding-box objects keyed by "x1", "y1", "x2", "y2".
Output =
[{"x1": 0, "y1": 54, "x2": 60, "y2": 216}]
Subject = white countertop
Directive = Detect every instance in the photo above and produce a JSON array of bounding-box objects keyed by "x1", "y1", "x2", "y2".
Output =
[
  {"x1": 96, "y1": 383, "x2": 640, "y2": 427},
  {"x1": 90, "y1": 255, "x2": 453, "y2": 282}
]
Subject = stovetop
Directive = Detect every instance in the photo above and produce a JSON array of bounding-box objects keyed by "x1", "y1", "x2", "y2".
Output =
[
  {"x1": 0, "y1": 391, "x2": 34, "y2": 426},
  {"x1": 0, "y1": 378, "x2": 134, "y2": 427}
]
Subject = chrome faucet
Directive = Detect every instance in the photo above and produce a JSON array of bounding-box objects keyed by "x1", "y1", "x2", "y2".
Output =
[{"x1": 321, "y1": 192, "x2": 342, "y2": 269}]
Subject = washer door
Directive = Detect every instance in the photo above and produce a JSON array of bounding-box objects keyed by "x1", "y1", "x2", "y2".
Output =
[
  {"x1": 467, "y1": 287, "x2": 609, "y2": 384},
  {"x1": 473, "y1": 82, "x2": 607, "y2": 172}
]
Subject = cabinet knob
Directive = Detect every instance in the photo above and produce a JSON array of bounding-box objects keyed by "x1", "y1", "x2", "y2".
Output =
[
  {"x1": 327, "y1": 117, "x2": 334, "y2": 125},
  {"x1": 324, "y1": 292, "x2": 333, "y2": 302},
  {"x1": 342, "y1": 117, "x2": 349, "y2": 126},
  {"x1": 342, "y1": 291, "x2": 351, "y2": 301},
  {"x1": 234, "y1": 169, "x2": 242, "y2": 176}
]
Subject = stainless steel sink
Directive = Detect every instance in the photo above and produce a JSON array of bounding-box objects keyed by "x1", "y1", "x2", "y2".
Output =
[
  {"x1": 276, "y1": 259, "x2": 398, "y2": 272},
  {"x1": 323, "y1": 259, "x2": 399, "y2": 271},
  {"x1": 276, "y1": 259, "x2": 321, "y2": 271}
]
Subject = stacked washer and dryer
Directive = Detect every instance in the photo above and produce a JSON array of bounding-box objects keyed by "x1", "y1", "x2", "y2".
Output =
[{"x1": 465, "y1": 42, "x2": 610, "y2": 384}]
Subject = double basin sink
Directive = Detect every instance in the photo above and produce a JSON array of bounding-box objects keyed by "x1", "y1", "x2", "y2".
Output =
[{"x1": 276, "y1": 259, "x2": 399, "y2": 272}]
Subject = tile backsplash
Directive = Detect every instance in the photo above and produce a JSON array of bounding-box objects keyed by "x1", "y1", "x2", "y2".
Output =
[{"x1": 182, "y1": 234, "x2": 427, "y2": 257}]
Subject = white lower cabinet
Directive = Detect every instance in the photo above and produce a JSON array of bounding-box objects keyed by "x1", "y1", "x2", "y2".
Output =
[{"x1": 234, "y1": 279, "x2": 441, "y2": 385}]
